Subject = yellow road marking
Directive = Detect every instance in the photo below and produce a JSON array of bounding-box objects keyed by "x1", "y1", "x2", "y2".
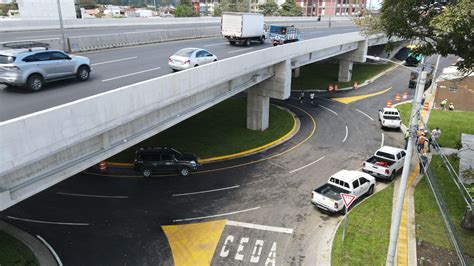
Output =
[
  {"x1": 84, "y1": 104, "x2": 317, "y2": 177},
  {"x1": 162, "y1": 219, "x2": 227, "y2": 266},
  {"x1": 332, "y1": 87, "x2": 392, "y2": 104}
]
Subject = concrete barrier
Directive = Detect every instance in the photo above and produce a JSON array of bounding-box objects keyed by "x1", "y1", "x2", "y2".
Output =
[{"x1": 0, "y1": 38, "x2": 63, "y2": 50}]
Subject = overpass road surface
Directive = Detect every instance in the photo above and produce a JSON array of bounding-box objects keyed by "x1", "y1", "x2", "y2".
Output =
[
  {"x1": 0, "y1": 56, "x2": 457, "y2": 265},
  {"x1": 0, "y1": 26, "x2": 357, "y2": 122}
]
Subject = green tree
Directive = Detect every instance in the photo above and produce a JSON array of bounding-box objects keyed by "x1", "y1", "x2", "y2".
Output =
[
  {"x1": 277, "y1": 0, "x2": 302, "y2": 16},
  {"x1": 259, "y1": 0, "x2": 278, "y2": 16},
  {"x1": 366, "y1": 0, "x2": 473, "y2": 73},
  {"x1": 175, "y1": 3, "x2": 198, "y2": 17}
]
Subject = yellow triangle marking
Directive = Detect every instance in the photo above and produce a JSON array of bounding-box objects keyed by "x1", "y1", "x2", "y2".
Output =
[
  {"x1": 162, "y1": 219, "x2": 227, "y2": 266},
  {"x1": 332, "y1": 87, "x2": 392, "y2": 104}
]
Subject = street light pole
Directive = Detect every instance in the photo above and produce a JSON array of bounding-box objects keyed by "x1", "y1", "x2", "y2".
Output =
[
  {"x1": 56, "y1": 0, "x2": 68, "y2": 52},
  {"x1": 386, "y1": 60, "x2": 427, "y2": 266}
]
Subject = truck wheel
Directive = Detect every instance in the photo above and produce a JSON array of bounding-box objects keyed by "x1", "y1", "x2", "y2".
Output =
[
  {"x1": 366, "y1": 185, "x2": 374, "y2": 196},
  {"x1": 389, "y1": 172, "x2": 395, "y2": 181},
  {"x1": 143, "y1": 168, "x2": 152, "y2": 177},
  {"x1": 260, "y1": 37, "x2": 265, "y2": 44},
  {"x1": 179, "y1": 167, "x2": 190, "y2": 177},
  {"x1": 245, "y1": 39, "x2": 251, "y2": 46},
  {"x1": 229, "y1": 41, "x2": 235, "y2": 46}
]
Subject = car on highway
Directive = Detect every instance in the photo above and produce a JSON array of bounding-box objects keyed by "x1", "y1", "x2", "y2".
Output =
[
  {"x1": 378, "y1": 107, "x2": 401, "y2": 130},
  {"x1": 362, "y1": 146, "x2": 406, "y2": 180},
  {"x1": 311, "y1": 170, "x2": 375, "y2": 214},
  {"x1": 168, "y1": 48, "x2": 218, "y2": 71},
  {"x1": 133, "y1": 147, "x2": 200, "y2": 177},
  {"x1": 0, "y1": 45, "x2": 91, "y2": 91}
]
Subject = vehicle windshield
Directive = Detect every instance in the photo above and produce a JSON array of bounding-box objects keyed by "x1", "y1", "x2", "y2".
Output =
[
  {"x1": 269, "y1": 26, "x2": 284, "y2": 34},
  {"x1": 0, "y1": 55, "x2": 15, "y2": 64},
  {"x1": 174, "y1": 48, "x2": 196, "y2": 57},
  {"x1": 383, "y1": 115, "x2": 400, "y2": 120}
]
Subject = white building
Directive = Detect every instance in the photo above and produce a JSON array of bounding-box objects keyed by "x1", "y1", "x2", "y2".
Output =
[{"x1": 17, "y1": 0, "x2": 76, "y2": 19}]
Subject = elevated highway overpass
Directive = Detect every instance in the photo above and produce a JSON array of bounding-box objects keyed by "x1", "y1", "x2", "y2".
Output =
[{"x1": 0, "y1": 32, "x2": 406, "y2": 210}]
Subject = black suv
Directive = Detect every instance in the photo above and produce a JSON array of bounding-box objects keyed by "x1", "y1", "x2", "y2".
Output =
[{"x1": 133, "y1": 147, "x2": 200, "y2": 177}]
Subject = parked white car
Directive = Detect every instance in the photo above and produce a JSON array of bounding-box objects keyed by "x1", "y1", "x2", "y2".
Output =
[
  {"x1": 168, "y1": 48, "x2": 218, "y2": 71},
  {"x1": 378, "y1": 108, "x2": 401, "y2": 129},
  {"x1": 362, "y1": 146, "x2": 406, "y2": 180},
  {"x1": 311, "y1": 170, "x2": 376, "y2": 213}
]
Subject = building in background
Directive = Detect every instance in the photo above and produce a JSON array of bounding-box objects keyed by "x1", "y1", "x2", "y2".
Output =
[
  {"x1": 17, "y1": 0, "x2": 77, "y2": 19},
  {"x1": 296, "y1": 0, "x2": 366, "y2": 16}
]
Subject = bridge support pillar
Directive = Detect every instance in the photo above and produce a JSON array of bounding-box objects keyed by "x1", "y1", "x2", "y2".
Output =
[
  {"x1": 338, "y1": 59, "x2": 353, "y2": 82},
  {"x1": 292, "y1": 67, "x2": 300, "y2": 78},
  {"x1": 247, "y1": 90, "x2": 269, "y2": 131}
]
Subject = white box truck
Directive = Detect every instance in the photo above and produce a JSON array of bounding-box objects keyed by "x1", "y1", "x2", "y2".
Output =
[{"x1": 221, "y1": 12, "x2": 267, "y2": 46}]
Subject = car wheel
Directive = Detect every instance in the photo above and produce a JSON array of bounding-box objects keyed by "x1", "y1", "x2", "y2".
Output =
[
  {"x1": 213, "y1": 59, "x2": 217, "y2": 62},
  {"x1": 245, "y1": 39, "x2": 251, "y2": 46},
  {"x1": 273, "y1": 43, "x2": 278, "y2": 47},
  {"x1": 172, "y1": 69, "x2": 178, "y2": 72},
  {"x1": 179, "y1": 167, "x2": 190, "y2": 176},
  {"x1": 143, "y1": 168, "x2": 152, "y2": 177},
  {"x1": 366, "y1": 185, "x2": 374, "y2": 196},
  {"x1": 27, "y1": 74, "x2": 44, "y2": 91},
  {"x1": 194, "y1": 64, "x2": 199, "y2": 67},
  {"x1": 76, "y1": 66, "x2": 90, "y2": 81}
]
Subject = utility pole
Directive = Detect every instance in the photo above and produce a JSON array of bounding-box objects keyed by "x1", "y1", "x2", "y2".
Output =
[
  {"x1": 56, "y1": 0, "x2": 68, "y2": 52},
  {"x1": 386, "y1": 60, "x2": 427, "y2": 266}
]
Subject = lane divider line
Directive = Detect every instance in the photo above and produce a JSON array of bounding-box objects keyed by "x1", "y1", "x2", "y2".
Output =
[
  {"x1": 226, "y1": 220, "x2": 294, "y2": 234},
  {"x1": 204, "y1": 43, "x2": 228, "y2": 47},
  {"x1": 289, "y1": 156, "x2": 325, "y2": 174},
  {"x1": 355, "y1": 108, "x2": 375, "y2": 121},
  {"x1": 172, "y1": 185, "x2": 240, "y2": 197},
  {"x1": 101, "y1": 67, "x2": 161, "y2": 82},
  {"x1": 92, "y1": 56, "x2": 138, "y2": 66},
  {"x1": 342, "y1": 125, "x2": 348, "y2": 143},
  {"x1": 7, "y1": 216, "x2": 89, "y2": 226},
  {"x1": 227, "y1": 47, "x2": 254, "y2": 54},
  {"x1": 173, "y1": 207, "x2": 260, "y2": 222},
  {"x1": 36, "y1": 235, "x2": 63, "y2": 266},
  {"x1": 56, "y1": 192, "x2": 128, "y2": 199},
  {"x1": 318, "y1": 104, "x2": 338, "y2": 116}
]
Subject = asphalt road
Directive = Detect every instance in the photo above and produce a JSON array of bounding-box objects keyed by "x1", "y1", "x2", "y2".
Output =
[
  {"x1": 0, "y1": 55, "x2": 457, "y2": 265},
  {"x1": 0, "y1": 26, "x2": 357, "y2": 122}
]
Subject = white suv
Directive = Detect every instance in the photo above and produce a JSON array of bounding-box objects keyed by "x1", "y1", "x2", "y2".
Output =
[{"x1": 0, "y1": 45, "x2": 91, "y2": 91}]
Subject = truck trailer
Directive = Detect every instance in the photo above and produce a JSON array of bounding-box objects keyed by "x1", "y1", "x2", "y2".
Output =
[{"x1": 221, "y1": 12, "x2": 267, "y2": 46}]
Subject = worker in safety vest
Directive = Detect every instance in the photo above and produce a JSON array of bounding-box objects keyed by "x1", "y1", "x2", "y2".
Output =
[
  {"x1": 440, "y1": 99, "x2": 448, "y2": 110},
  {"x1": 417, "y1": 133, "x2": 428, "y2": 152},
  {"x1": 448, "y1": 102, "x2": 455, "y2": 111}
]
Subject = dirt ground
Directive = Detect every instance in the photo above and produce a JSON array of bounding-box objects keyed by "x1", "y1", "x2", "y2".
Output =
[{"x1": 417, "y1": 241, "x2": 463, "y2": 265}]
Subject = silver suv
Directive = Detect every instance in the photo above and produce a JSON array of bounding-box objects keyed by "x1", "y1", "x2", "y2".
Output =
[{"x1": 0, "y1": 46, "x2": 91, "y2": 91}]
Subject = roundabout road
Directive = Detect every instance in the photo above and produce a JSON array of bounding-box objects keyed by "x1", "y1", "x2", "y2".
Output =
[{"x1": 0, "y1": 55, "x2": 456, "y2": 265}]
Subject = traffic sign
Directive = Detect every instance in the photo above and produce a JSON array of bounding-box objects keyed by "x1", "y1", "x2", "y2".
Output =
[{"x1": 340, "y1": 193, "x2": 357, "y2": 208}]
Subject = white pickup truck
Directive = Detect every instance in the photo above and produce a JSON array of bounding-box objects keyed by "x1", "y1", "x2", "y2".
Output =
[
  {"x1": 311, "y1": 170, "x2": 376, "y2": 213},
  {"x1": 378, "y1": 108, "x2": 401, "y2": 129},
  {"x1": 362, "y1": 146, "x2": 406, "y2": 180}
]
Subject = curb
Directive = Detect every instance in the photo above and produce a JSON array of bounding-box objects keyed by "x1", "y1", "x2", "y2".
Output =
[
  {"x1": 106, "y1": 104, "x2": 300, "y2": 167},
  {"x1": 293, "y1": 63, "x2": 399, "y2": 93},
  {"x1": 0, "y1": 220, "x2": 58, "y2": 266}
]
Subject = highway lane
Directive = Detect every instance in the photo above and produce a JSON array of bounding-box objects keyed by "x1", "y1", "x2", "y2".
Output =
[
  {"x1": 0, "y1": 26, "x2": 357, "y2": 122},
  {"x1": 2, "y1": 56, "x2": 459, "y2": 264}
]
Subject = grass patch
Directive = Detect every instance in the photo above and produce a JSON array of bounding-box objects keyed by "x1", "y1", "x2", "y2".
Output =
[
  {"x1": 396, "y1": 103, "x2": 474, "y2": 149},
  {"x1": 109, "y1": 98, "x2": 294, "y2": 162},
  {"x1": 0, "y1": 230, "x2": 38, "y2": 265},
  {"x1": 415, "y1": 155, "x2": 474, "y2": 258},
  {"x1": 292, "y1": 62, "x2": 393, "y2": 90},
  {"x1": 332, "y1": 184, "x2": 393, "y2": 265}
]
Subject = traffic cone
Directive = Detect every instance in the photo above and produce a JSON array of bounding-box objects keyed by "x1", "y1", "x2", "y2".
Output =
[
  {"x1": 423, "y1": 101, "x2": 429, "y2": 111},
  {"x1": 402, "y1": 91, "x2": 408, "y2": 100},
  {"x1": 386, "y1": 100, "x2": 393, "y2": 108},
  {"x1": 395, "y1": 93, "x2": 401, "y2": 102}
]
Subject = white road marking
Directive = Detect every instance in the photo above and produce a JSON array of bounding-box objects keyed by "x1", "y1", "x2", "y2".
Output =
[
  {"x1": 173, "y1": 185, "x2": 240, "y2": 197},
  {"x1": 381, "y1": 132, "x2": 385, "y2": 148},
  {"x1": 204, "y1": 43, "x2": 228, "y2": 47},
  {"x1": 57, "y1": 192, "x2": 128, "y2": 199},
  {"x1": 173, "y1": 207, "x2": 260, "y2": 222},
  {"x1": 36, "y1": 235, "x2": 63, "y2": 266},
  {"x1": 318, "y1": 104, "x2": 338, "y2": 116},
  {"x1": 91, "y1": 56, "x2": 138, "y2": 66},
  {"x1": 355, "y1": 108, "x2": 375, "y2": 121},
  {"x1": 289, "y1": 156, "x2": 326, "y2": 174},
  {"x1": 342, "y1": 125, "x2": 348, "y2": 143},
  {"x1": 227, "y1": 47, "x2": 254, "y2": 54},
  {"x1": 101, "y1": 67, "x2": 161, "y2": 82},
  {"x1": 226, "y1": 220, "x2": 294, "y2": 234},
  {"x1": 7, "y1": 216, "x2": 89, "y2": 226}
]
